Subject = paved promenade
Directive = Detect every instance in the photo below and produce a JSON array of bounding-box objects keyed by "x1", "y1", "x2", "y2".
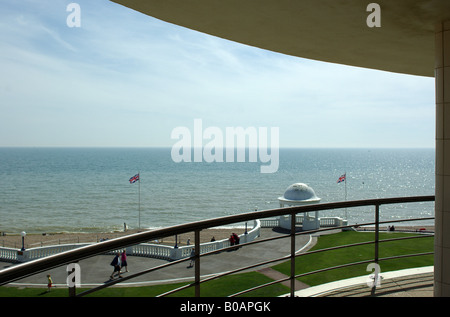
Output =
[{"x1": 2, "y1": 228, "x2": 313, "y2": 288}]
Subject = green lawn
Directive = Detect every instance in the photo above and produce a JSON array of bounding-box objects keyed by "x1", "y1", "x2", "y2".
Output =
[
  {"x1": 0, "y1": 271, "x2": 289, "y2": 297},
  {"x1": 272, "y1": 230, "x2": 434, "y2": 286},
  {"x1": 0, "y1": 230, "x2": 434, "y2": 297}
]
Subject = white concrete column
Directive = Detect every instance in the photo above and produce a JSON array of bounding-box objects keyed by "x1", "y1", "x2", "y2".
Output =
[{"x1": 435, "y1": 21, "x2": 450, "y2": 297}]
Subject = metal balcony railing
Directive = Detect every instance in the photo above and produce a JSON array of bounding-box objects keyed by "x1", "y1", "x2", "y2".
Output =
[{"x1": 0, "y1": 195, "x2": 435, "y2": 297}]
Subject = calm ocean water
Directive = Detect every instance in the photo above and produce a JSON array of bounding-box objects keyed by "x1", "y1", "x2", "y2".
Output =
[{"x1": 0, "y1": 148, "x2": 435, "y2": 233}]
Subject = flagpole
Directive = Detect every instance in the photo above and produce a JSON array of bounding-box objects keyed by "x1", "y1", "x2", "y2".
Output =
[
  {"x1": 138, "y1": 171, "x2": 141, "y2": 230},
  {"x1": 344, "y1": 172, "x2": 347, "y2": 220},
  {"x1": 345, "y1": 171, "x2": 347, "y2": 201}
]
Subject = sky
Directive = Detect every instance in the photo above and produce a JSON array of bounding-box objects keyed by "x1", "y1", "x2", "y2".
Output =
[{"x1": 0, "y1": 0, "x2": 436, "y2": 148}]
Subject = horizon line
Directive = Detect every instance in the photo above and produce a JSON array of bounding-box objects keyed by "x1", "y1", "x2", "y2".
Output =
[{"x1": 0, "y1": 146, "x2": 436, "y2": 150}]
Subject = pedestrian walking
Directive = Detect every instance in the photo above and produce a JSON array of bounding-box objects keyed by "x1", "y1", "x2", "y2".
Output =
[
  {"x1": 121, "y1": 250, "x2": 128, "y2": 273},
  {"x1": 110, "y1": 252, "x2": 122, "y2": 279},
  {"x1": 188, "y1": 248, "x2": 195, "y2": 268},
  {"x1": 47, "y1": 274, "x2": 53, "y2": 292}
]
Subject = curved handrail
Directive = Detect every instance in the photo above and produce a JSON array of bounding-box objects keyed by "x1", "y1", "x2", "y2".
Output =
[{"x1": 0, "y1": 195, "x2": 435, "y2": 296}]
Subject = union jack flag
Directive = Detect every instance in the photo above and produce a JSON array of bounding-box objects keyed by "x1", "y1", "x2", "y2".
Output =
[
  {"x1": 337, "y1": 174, "x2": 346, "y2": 183},
  {"x1": 129, "y1": 174, "x2": 140, "y2": 184}
]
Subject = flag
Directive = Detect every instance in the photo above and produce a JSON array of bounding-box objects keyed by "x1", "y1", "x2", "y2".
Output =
[
  {"x1": 337, "y1": 173, "x2": 346, "y2": 183},
  {"x1": 129, "y1": 174, "x2": 139, "y2": 184}
]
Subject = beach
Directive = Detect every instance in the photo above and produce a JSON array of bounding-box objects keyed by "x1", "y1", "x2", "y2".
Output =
[{"x1": 0, "y1": 228, "x2": 245, "y2": 250}]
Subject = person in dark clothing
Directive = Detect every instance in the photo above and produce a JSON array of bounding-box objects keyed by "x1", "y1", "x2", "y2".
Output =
[
  {"x1": 110, "y1": 252, "x2": 122, "y2": 279},
  {"x1": 229, "y1": 234, "x2": 235, "y2": 246},
  {"x1": 232, "y1": 233, "x2": 240, "y2": 245}
]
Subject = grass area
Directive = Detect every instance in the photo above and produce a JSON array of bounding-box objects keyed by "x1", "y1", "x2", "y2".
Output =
[
  {"x1": 87, "y1": 272, "x2": 289, "y2": 297},
  {"x1": 0, "y1": 230, "x2": 433, "y2": 297},
  {"x1": 0, "y1": 272, "x2": 289, "y2": 297},
  {"x1": 272, "y1": 230, "x2": 434, "y2": 286}
]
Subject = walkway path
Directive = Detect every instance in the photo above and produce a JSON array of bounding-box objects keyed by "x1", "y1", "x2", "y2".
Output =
[{"x1": 257, "y1": 267, "x2": 310, "y2": 291}]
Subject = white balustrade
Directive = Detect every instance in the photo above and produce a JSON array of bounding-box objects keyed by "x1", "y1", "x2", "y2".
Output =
[
  {"x1": 0, "y1": 247, "x2": 19, "y2": 262},
  {"x1": 0, "y1": 217, "x2": 344, "y2": 263}
]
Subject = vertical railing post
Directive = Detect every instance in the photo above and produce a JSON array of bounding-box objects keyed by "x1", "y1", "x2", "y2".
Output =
[
  {"x1": 374, "y1": 204, "x2": 380, "y2": 264},
  {"x1": 194, "y1": 230, "x2": 201, "y2": 297},
  {"x1": 372, "y1": 204, "x2": 380, "y2": 295},
  {"x1": 68, "y1": 278, "x2": 76, "y2": 297},
  {"x1": 290, "y1": 212, "x2": 296, "y2": 297}
]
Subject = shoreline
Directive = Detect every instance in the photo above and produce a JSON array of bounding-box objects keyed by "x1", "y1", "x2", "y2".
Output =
[{"x1": 0, "y1": 227, "x2": 247, "y2": 249}]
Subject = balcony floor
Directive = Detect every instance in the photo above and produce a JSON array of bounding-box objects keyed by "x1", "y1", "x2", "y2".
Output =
[{"x1": 293, "y1": 267, "x2": 434, "y2": 297}]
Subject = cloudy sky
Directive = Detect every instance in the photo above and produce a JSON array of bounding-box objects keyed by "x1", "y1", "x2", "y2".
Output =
[{"x1": 0, "y1": 0, "x2": 435, "y2": 148}]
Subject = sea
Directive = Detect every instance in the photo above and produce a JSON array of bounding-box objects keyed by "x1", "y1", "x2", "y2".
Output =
[{"x1": 0, "y1": 147, "x2": 435, "y2": 234}]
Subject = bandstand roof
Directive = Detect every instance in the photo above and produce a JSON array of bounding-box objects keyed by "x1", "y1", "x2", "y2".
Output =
[{"x1": 278, "y1": 183, "x2": 321, "y2": 204}]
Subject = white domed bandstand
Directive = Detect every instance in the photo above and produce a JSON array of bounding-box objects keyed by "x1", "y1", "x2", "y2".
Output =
[{"x1": 278, "y1": 183, "x2": 321, "y2": 231}]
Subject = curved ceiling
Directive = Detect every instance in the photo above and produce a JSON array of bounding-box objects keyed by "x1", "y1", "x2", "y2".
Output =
[{"x1": 112, "y1": 0, "x2": 450, "y2": 77}]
